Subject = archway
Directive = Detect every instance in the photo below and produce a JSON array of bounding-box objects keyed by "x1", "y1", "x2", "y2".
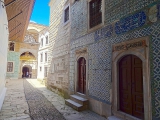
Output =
[
  {"x1": 118, "y1": 54, "x2": 144, "y2": 119},
  {"x1": 77, "y1": 57, "x2": 86, "y2": 94},
  {"x1": 22, "y1": 65, "x2": 32, "y2": 78}
]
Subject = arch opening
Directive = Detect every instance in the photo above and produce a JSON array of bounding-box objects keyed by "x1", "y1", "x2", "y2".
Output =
[{"x1": 22, "y1": 65, "x2": 32, "y2": 78}]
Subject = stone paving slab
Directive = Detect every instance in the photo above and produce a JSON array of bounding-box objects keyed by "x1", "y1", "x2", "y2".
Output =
[
  {"x1": 0, "y1": 79, "x2": 107, "y2": 120},
  {"x1": 27, "y1": 79, "x2": 107, "y2": 120},
  {"x1": 0, "y1": 79, "x2": 31, "y2": 120}
]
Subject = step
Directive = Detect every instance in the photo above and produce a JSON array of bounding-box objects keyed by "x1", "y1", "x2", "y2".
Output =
[
  {"x1": 65, "y1": 99, "x2": 84, "y2": 111},
  {"x1": 76, "y1": 92, "x2": 87, "y2": 99},
  {"x1": 70, "y1": 95, "x2": 88, "y2": 105},
  {"x1": 108, "y1": 116, "x2": 122, "y2": 120}
]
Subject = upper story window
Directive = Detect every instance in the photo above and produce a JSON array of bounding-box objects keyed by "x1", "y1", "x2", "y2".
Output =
[
  {"x1": 45, "y1": 52, "x2": 47, "y2": 62},
  {"x1": 40, "y1": 67, "x2": 42, "y2": 71},
  {"x1": 7, "y1": 62, "x2": 13, "y2": 72},
  {"x1": 46, "y1": 36, "x2": 48, "y2": 44},
  {"x1": 89, "y1": 0, "x2": 102, "y2": 28},
  {"x1": 41, "y1": 38, "x2": 43, "y2": 47},
  {"x1": 64, "y1": 6, "x2": 69, "y2": 23},
  {"x1": 41, "y1": 53, "x2": 43, "y2": 62},
  {"x1": 9, "y1": 42, "x2": 15, "y2": 51},
  {"x1": 44, "y1": 67, "x2": 48, "y2": 77}
]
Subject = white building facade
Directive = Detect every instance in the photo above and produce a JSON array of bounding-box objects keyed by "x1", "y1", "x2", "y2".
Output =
[
  {"x1": 37, "y1": 27, "x2": 49, "y2": 81},
  {"x1": 0, "y1": 0, "x2": 8, "y2": 110}
]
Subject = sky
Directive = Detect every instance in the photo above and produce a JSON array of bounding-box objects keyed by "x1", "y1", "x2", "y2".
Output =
[{"x1": 30, "y1": 0, "x2": 50, "y2": 26}]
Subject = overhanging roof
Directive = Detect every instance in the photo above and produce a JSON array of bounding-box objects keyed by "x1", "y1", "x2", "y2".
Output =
[{"x1": 4, "y1": 0, "x2": 35, "y2": 42}]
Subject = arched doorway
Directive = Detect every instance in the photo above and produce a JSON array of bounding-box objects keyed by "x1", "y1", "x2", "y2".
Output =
[
  {"x1": 22, "y1": 65, "x2": 32, "y2": 78},
  {"x1": 119, "y1": 55, "x2": 144, "y2": 119},
  {"x1": 77, "y1": 57, "x2": 86, "y2": 94}
]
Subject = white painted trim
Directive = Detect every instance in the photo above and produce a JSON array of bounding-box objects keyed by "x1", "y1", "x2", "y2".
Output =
[{"x1": 0, "y1": 87, "x2": 7, "y2": 110}]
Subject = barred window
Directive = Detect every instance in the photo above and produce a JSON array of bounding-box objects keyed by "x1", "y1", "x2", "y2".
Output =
[
  {"x1": 7, "y1": 62, "x2": 13, "y2": 72},
  {"x1": 9, "y1": 42, "x2": 14, "y2": 51},
  {"x1": 64, "y1": 6, "x2": 69, "y2": 23},
  {"x1": 89, "y1": 0, "x2": 102, "y2": 28}
]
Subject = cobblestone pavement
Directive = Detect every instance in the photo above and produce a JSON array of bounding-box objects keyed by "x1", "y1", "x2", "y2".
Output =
[
  {"x1": 0, "y1": 79, "x2": 107, "y2": 120},
  {"x1": 0, "y1": 79, "x2": 31, "y2": 120},
  {"x1": 27, "y1": 79, "x2": 107, "y2": 120},
  {"x1": 23, "y1": 79, "x2": 65, "y2": 120}
]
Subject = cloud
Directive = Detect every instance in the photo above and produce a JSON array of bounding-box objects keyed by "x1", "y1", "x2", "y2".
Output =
[{"x1": 30, "y1": 20, "x2": 37, "y2": 23}]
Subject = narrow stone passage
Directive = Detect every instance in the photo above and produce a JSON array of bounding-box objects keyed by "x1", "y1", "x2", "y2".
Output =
[{"x1": 23, "y1": 80, "x2": 65, "y2": 120}]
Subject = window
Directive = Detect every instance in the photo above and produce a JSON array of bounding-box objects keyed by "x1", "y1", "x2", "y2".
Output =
[
  {"x1": 9, "y1": 42, "x2": 14, "y2": 51},
  {"x1": 45, "y1": 53, "x2": 47, "y2": 62},
  {"x1": 46, "y1": 36, "x2": 48, "y2": 44},
  {"x1": 7, "y1": 62, "x2": 13, "y2": 72},
  {"x1": 41, "y1": 53, "x2": 43, "y2": 62},
  {"x1": 40, "y1": 67, "x2": 42, "y2": 71},
  {"x1": 64, "y1": 6, "x2": 69, "y2": 23},
  {"x1": 41, "y1": 38, "x2": 43, "y2": 46},
  {"x1": 89, "y1": 0, "x2": 102, "y2": 28},
  {"x1": 44, "y1": 67, "x2": 48, "y2": 77}
]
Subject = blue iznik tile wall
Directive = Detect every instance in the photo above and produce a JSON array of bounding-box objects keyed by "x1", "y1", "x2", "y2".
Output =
[
  {"x1": 105, "y1": 0, "x2": 158, "y2": 25},
  {"x1": 6, "y1": 52, "x2": 20, "y2": 79},
  {"x1": 70, "y1": 0, "x2": 160, "y2": 119},
  {"x1": 71, "y1": 0, "x2": 88, "y2": 40}
]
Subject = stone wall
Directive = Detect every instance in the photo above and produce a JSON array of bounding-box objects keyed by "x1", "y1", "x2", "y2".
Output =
[
  {"x1": 48, "y1": 0, "x2": 71, "y2": 98},
  {"x1": 70, "y1": 0, "x2": 160, "y2": 119}
]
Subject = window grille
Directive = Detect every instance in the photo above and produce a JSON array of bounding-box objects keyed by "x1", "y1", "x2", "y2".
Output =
[
  {"x1": 7, "y1": 62, "x2": 13, "y2": 72},
  {"x1": 89, "y1": 0, "x2": 102, "y2": 28}
]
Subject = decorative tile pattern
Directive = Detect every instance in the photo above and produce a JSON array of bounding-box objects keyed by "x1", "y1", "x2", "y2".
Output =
[
  {"x1": 115, "y1": 11, "x2": 146, "y2": 34},
  {"x1": 70, "y1": 17, "x2": 160, "y2": 120},
  {"x1": 6, "y1": 52, "x2": 20, "y2": 78},
  {"x1": 105, "y1": 0, "x2": 157, "y2": 24},
  {"x1": 158, "y1": 4, "x2": 160, "y2": 18},
  {"x1": 70, "y1": 0, "x2": 160, "y2": 119},
  {"x1": 95, "y1": 25, "x2": 113, "y2": 41}
]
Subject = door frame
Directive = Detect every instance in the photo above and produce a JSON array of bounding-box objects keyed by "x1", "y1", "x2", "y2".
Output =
[
  {"x1": 75, "y1": 48, "x2": 88, "y2": 96},
  {"x1": 112, "y1": 37, "x2": 151, "y2": 120}
]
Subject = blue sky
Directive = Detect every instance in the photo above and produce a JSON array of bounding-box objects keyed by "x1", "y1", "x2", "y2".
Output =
[{"x1": 30, "y1": 0, "x2": 50, "y2": 26}]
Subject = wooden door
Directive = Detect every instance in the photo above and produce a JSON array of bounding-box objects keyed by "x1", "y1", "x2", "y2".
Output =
[
  {"x1": 119, "y1": 55, "x2": 144, "y2": 119},
  {"x1": 78, "y1": 57, "x2": 86, "y2": 94}
]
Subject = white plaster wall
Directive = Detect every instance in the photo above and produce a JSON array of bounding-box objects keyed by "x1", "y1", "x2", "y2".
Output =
[
  {"x1": 0, "y1": 0, "x2": 9, "y2": 110},
  {"x1": 37, "y1": 32, "x2": 49, "y2": 79}
]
